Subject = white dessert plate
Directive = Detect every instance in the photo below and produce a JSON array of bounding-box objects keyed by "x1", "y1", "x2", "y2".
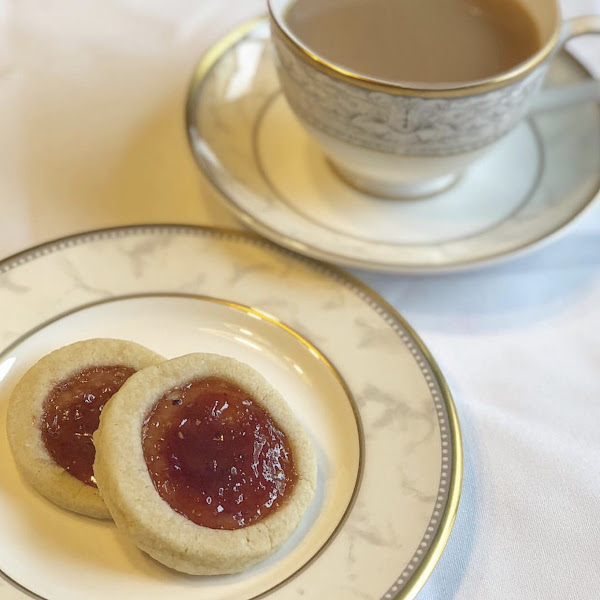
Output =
[
  {"x1": 0, "y1": 225, "x2": 461, "y2": 600},
  {"x1": 186, "y1": 18, "x2": 600, "y2": 273}
]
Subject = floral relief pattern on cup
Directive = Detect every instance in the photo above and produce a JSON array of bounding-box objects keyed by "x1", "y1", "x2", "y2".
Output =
[{"x1": 272, "y1": 38, "x2": 547, "y2": 156}]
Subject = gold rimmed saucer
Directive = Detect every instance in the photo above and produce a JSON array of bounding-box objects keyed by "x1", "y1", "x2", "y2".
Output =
[{"x1": 186, "y1": 18, "x2": 600, "y2": 273}]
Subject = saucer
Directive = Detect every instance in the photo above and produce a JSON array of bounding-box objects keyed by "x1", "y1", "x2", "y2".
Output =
[{"x1": 186, "y1": 18, "x2": 600, "y2": 273}]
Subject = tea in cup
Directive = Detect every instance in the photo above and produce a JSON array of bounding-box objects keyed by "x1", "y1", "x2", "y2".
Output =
[{"x1": 268, "y1": 0, "x2": 600, "y2": 198}]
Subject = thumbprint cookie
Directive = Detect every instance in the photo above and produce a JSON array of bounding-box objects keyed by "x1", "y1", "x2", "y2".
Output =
[
  {"x1": 93, "y1": 353, "x2": 316, "y2": 574},
  {"x1": 6, "y1": 339, "x2": 165, "y2": 518}
]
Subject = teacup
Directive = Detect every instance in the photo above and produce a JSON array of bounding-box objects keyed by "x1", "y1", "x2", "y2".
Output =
[{"x1": 268, "y1": 0, "x2": 600, "y2": 198}]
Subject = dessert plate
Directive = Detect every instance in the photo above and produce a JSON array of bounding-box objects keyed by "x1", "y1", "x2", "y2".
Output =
[
  {"x1": 0, "y1": 225, "x2": 461, "y2": 600},
  {"x1": 186, "y1": 18, "x2": 600, "y2": 273}
]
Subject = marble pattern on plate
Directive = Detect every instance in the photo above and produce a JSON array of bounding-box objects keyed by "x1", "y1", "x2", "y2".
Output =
[{"x1": 0, "y1": 227, "x2": 451, "y2": 600}]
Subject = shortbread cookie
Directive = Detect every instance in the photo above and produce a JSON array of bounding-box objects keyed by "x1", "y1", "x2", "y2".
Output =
[
  {"x1": 6, "y1": 338, "x2": 165, "y2": 518},
  {"x1": 94, "y1": 353, "x2": 316, "y2": 574}
]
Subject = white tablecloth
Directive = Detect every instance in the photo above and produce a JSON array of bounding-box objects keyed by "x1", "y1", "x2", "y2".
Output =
[{"x1": 1, "y1": 1, "x2": 599, "y2": 598}]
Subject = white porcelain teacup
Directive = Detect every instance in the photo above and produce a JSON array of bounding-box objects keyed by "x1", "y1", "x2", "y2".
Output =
[{"x1": 268, "y1": 0, "x2": 600, "y2": 199}]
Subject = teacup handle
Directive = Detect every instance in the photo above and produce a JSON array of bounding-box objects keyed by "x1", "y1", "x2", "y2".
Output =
[
  {"x1": 532, "y1": 15, "x2": 600, "y2": 112},
  {"x1": 561, "y1": 14, "x2": 600, "y2": 39}
]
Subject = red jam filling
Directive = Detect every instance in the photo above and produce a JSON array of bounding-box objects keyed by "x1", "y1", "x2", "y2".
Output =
[
  {"x1": 41, "y1": 365, "x2": 135, "y2": 487},
  {"x1": 142, "y1": 376, "x2": 297, "y2": 530}
]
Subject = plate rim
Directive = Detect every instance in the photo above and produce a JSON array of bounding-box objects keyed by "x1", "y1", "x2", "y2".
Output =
[
  {"x1": 0, "y1": 223, "x2": 463, "y2": 600},
  {"x1": 185, "y1": 16, "x2": 600, "y2": 274}
]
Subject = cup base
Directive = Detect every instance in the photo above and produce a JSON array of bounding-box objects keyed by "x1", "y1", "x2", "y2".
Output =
[{"x1": 329, "y1": 160, "x2": 461, "y2": 200}]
